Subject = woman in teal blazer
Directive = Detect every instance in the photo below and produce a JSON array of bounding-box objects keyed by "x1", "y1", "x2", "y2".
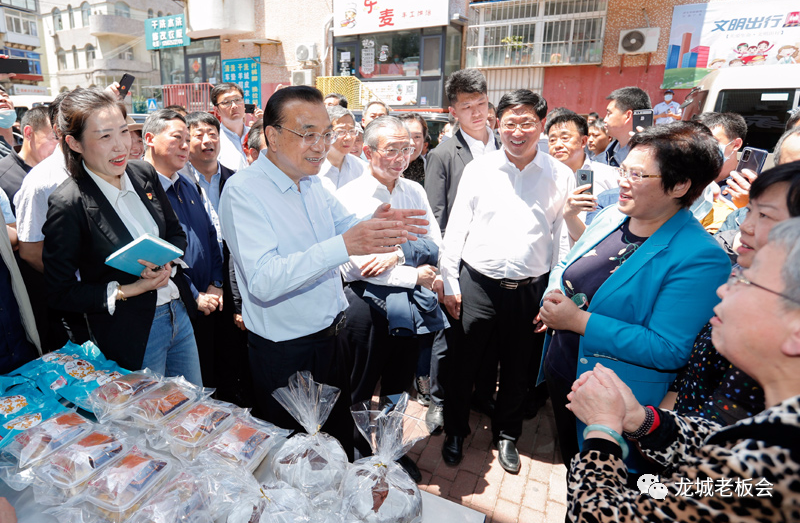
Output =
[{"x1": 537, "y1": 122, "x2": 731, "y2": 474}]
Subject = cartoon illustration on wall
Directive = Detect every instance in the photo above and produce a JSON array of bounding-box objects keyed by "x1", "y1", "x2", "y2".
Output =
[{"x1": 340, "y1": 2, "x2": 357, "y2": 28}]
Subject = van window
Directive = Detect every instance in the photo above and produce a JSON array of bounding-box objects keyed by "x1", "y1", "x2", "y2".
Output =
[{"x1": 715, "y1": 88, "x2": 798, "y2": 152}]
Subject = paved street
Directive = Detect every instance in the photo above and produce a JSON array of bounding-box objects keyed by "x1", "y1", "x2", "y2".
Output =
[{"x1": 406, "y1": 400, "x2": 569, "y2": 523}]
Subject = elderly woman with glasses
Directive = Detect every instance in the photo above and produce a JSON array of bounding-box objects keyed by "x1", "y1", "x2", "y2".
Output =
[
  {"x1": 535, "y1": 121, "x2": 731, "y2": 476},
  {"x1": 319, "y1": 105, "x2": 367, "y2": 192}
]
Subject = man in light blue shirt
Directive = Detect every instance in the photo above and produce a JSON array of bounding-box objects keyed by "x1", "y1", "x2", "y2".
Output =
[{"x1": 219, "y1": 86, "x2": 427, "y2": 456}]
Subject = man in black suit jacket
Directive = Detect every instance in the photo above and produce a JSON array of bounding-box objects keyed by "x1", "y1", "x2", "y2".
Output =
[{"x1": 424, "y1": 69, "x2": 500, "y2": 434}]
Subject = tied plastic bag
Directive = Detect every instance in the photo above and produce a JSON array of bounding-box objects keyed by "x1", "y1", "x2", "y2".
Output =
[
  {"x1": 127, "y1": 470, "x2": 214, "y2": 523},
  {"x1": 202, "y1": 414, "x2": 290, "y2": 472},
  {"x1": 0, "y1": 410, "x2": 92, "y2": 491},
  {"x1": 185, "y1": 453, "x2": 266, "y2": 521},
  {"x1": 31, "y1": 425, "x2": 132, "y2": 505},
  {"x1": 0, "y1": 380, "x2": 67, "y2": 450},
  {"x1": 228, "y1": 481, "x2": 311, "y2": 523},
  {"x1": 341, "y1": 394, "x2": 429, "y2": 523},
  {"x1": 270, "y1": 371, "x2": 349, "y2": 496},
  {"x1": 88, "y1": 369, "x2": 161, "y2": 423}
]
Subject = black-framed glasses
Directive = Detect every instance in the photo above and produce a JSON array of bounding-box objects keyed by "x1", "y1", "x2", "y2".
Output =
[
  {"x1": 216, "y1": 97, "x2": 244, "y2": 108},
  {"x1": 275, "y1": 125, "x2": 337, "y2": 147},
  {"x1": 372, "y1": 146, "x2": 415, "y2": 159},
  {"x1": 615, "y1": 167, "x2": 663, "y2": 181},
  {"x1": 727, "y1": 266, "x2": 800, "y2": 305}
]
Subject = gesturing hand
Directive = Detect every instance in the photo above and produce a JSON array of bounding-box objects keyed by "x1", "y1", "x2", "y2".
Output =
[
  {"x1": 372, "y1": 203, "x2": 429, "y2": 238},
  {"x1": 343, "y1": 219, "x2": 410, "y2": 256}
]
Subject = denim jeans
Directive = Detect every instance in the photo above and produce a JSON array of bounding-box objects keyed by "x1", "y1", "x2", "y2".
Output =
[{"x1": 141, "y1": 300, "x2": 203, "y2": 386}]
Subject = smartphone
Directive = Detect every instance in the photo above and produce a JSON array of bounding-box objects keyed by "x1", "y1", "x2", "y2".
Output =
[
  {"x1": 632, "y1": 109, "x2": 654, "y2": 131},
  {"x1": 735, "y1": 147, "x2": 768, "y2": 175},
  {"x1": 576, "y1": 169, "x2": 594, "y2": 195},
  {"x1": 244, "y1": 103, "x2": 256, "y2": 114},
  {"x1": 117, "y1": 74, "x2": 135, "y2": 100}
]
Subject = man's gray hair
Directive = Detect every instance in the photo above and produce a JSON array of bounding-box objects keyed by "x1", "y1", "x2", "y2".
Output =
[
  {"x1": 774, "y1": 127, "x2": 800, "y2": 165},
  {"x1": 768, "y1": 216, "x2": 800, "y2": 308},
  {"x1": 364, "y1": 115, "x2": 408, "y2": 150},
  {"x1": 326, "y1": 105, "x2": 354, "y2": 124},
  {"x1": 142, "y1": 109, "x2": 186, "y2": 139}
]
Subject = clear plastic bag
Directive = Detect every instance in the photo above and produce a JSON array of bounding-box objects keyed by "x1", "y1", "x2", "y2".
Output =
[
  {"x1": 127, "y1": 470, "x2": 214, "y2": 523},
  {"x1": 84, "y1": 444, "x2": 175, "y2": 523},
  {"x1": 227, "y1": 481, "x2": 311, "y2": 523},
  {"x1": 32, "y1": 425, "x2": 131, "y2": 505},
  {"x1": 340, "y1": 394, "x2": 429, "y2": 523},
  {"x1": 270, "y1": 371, "x2": 349, "y2": 497},
  {"x1": 163, "y1": 399, "x2": 241, "y2": 462},
  {"x1": 0, "y1": 381, "x2": 68, "y2": 451},
  {"x1": 126, "y1": 376, "x2": 208, "y2": 429},
  {"x1": 88, "y1": 370, "x2": 161, "y2": 423},
  {"x1": 186, "y1": 453, "x2": 265, "y2": 521},
  {"x1": 0, "y1": 410, "x2": 92, "y2": 490},
  {"x1": 202, "y1": 414, "x2": 291, "y2": 472}
]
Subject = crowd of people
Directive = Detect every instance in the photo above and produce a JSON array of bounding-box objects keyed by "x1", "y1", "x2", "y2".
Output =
[{"x1": 1, "y1": 68, "x2": 799, "y2": 521}]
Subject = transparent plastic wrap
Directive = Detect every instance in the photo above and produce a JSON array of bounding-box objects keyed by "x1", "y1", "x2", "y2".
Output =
[
  {"x1": 340, "y1": 394, "x2": 429, "y2": 523},
  {"x1": 85, "y1": 444, "x2": 175, "y2": 523},
  {"x1": 43, "y1": 501, "x2": 100, "y2": 523},
  {"x1": 31, "y1": 425, "x2": 131, "y2": 505},
  {"x1": 270, "y1": 371, "x2": 349, "y2": 496},
  {"x1": 127, "y1": 470, "x2": 214, "y2": 523},
  {"x1": 0, "y1": 410, "x2": 92, "y2": 490},
  {"x1": 88, "y1": 370, "x2": 161, "y2": 423},
  {"x1": 163, "y1": 399, "x2": 241, "y2": 462},
  {"x1": 310, "y1": 490, "x2": 345, "y2": 523},
  {"x1": 227, "y1": 481, "x2": 311, "y2": 523},
  {"x1": 202, "y1": 414, "x2": 290, "y2": 472},
  {"x1": 186, "y1": 453, "x2": 265, "y2": 521},
  {"x1": 125, "y1": 377, "x2": 208, "y2": 442}
]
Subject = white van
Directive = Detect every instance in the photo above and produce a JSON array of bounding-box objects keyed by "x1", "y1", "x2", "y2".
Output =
[{"x1": 681, "y1": 65, "x2": 800, "y2": 152}]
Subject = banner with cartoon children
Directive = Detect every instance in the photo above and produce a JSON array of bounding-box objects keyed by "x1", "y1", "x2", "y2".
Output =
[{"x1": 663, "y1": 0, "x2": 800, "y2": 89}]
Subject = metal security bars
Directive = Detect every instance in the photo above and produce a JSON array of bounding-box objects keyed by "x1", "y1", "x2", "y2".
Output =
[{"x1": 467, "y1": 0, "x2": 607, "y2": 68}]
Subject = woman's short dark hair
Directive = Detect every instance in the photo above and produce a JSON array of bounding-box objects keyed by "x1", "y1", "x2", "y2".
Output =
[
  {"x1": 496, "y1": 89, "x2": 548, "y2": 121},
  {"x1": 628, "y1": 121, "x2": 722, "y2": 208},
  {"x1": 750, "y1": 160, "x2": 800, "y2": 217},
  {"x1": 58, "y1": 87, "x2": 126, "y2": 180},
  {"x1": 263, "y1": 86, "x2": 323, "y2": 129}
]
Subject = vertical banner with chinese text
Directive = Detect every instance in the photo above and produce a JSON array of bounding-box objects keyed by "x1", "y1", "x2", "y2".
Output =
[{"x1": 221, "y1": 58, "x2": 262, "y2": 109}]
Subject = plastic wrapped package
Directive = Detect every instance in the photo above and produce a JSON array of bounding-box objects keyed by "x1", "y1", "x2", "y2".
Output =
[
  {"x1": 186, "y1": 453, "x2": 265, "y2": 521},
  {"x1": 57, "y1": 368, "x2": 129, "y2": 412},
  {"x1": 125, "y1": 377, "x2": 208, "y2": 438},
  {"x1": 127, "y1": 470, "x2": 214, "y2": 523},
  {"x1": 0, "y1": 381, "x2": 68, "y2": 451},
  {"x1": 0, "y1": 411, "x2": 92, "y2": 490},
  {"x1": 88, "y1": 370, "x2": 161, "y2": 422},
  {"x1": 31, "y1": 426, "x2": 131, "y2": 505},
  {"x1": 163, "y1": 400, "x2": 240, "y2": 462},
  {"x1": 203, "y1": 415, "x2": 290, "y2": 472},
  {"x1": 310, "y1": 490, "x2": 344, "y2": 523},
  {"x1": 227, "y1": 481, "x2": 311, "y2": 523},
  {"x1": 340, "y1": 394, "x2": 429, "y2": 523},
  {"x1": 270, "y1": 371, "x2": 349, "y2": 496},
  {"x1": 85, "y1": 445, "x2": 175, "y2": 523}
]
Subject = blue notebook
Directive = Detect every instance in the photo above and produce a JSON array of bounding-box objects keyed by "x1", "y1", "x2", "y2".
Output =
[{"x1": 105, "y1": 233, "x2": 184, "y2": 276}]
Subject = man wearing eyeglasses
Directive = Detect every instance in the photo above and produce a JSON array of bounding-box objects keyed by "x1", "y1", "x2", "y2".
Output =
[
  {"x1": 319, "y1": 105, "x2": 367, "y2": 192},
  {"x1": 438, "y1": 89, "x2": 575, "y2": 474},
  {"x1": 212, "y1": 83, "x2": 250, "y2": 172},
  {"x1": 218, "y1": 86, "x2": 429, "y2": 457}
]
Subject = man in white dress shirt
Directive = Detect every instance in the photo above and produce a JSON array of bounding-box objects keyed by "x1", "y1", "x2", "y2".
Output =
[
  {"x1": 319, "y1": 105, "x2": 367, "y2": 192},
  {"x1": 439, "y1": 89, "x2": 574, "y2": 473},
  {"x1": 212, "y1": 83, "x2": 250, "y2": 172}
]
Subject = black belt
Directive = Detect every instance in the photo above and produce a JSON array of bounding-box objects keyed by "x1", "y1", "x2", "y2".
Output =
[
  {"x1": 464, "y1": 262, "x2": 545, "y2": 290},
  {"x1": 300, "y1": 311, "x2": 346, "y2": 340}
]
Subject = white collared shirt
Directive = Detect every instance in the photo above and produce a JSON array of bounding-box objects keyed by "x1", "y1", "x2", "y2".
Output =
[
  {"x1": 335, "y1": 173, "x2": 442, "y2": 288},
  {"x1": 181, "y1": 162, "x2": 223, "y2": 247},
  {"x1": 86, "y1": 166, "x2": 180, "y2": 311},
  {"x1": 14, "y1": 145, "x2": 69, "y2": 242},
  {"x1": 319, "y1": 154, "x2": 368, "y2": 193},
  {"x1": 440, "y1": 149, "x2": 575, "y2": 296},
  {"x1": 218, "y1": 122, "x2": 249, "y2": 172},
  {"x1": 459, "y1": 127, "x2": 497, "y2": 158},
  {"x1": 581, "y1": 156, "x2": 620, "y2": 194}
]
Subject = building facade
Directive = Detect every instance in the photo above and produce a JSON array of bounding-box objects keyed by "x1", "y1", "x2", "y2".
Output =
[
  {"x1": 39, "y1": 0, "x2": 177, "y2": 107},
  {"x1": 1, "y1": 0, "x2": 45, "y2": 94}
]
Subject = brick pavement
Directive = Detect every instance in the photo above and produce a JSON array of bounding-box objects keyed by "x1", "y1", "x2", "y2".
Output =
[{"x1": 406, "y1": 399, "x2": 569, "y2": 523}]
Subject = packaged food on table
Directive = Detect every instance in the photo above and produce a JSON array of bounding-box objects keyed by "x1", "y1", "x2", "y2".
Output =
[
  {"x1": 85, "y1": 445, "x2": 174, "y2": 523},
  {"x1": 340, "y1": 394, "x2": 429, "y2": 523},
  {"x1": 186, "y1": 453, "x2": 264, "y2": 521},
  {"x1": 88, "y1": 370, "x2": 161, "y2": 422},
  {"x1": 0, "y1": 411, "x2": 92, "y2": 490},
  {"x1": 0, "y1": 381, "x2": 68, "y2": 451},
  {"x1": 270, "y1": 372, "x2": 348, "y2": 497},
  {"x1": 227, "y1": 481, "x2": 310, "y2": 523},
  {"x1": 127, "y1": 470, "x2": 213, "y2": 523},
  {"x1": 163, "y1": 400, "x2": 240, "y2": 462},
  {"x1": 126, "y1": 377, "x2": 206, "y2": 427},
  {"x1": 32, "y1": 425, "x2": 131, "y2": 505},
  {"x1": 202, "y1": 415, "x2": 290, "y2": 472}
]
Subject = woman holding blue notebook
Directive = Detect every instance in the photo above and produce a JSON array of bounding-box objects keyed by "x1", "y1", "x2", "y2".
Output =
[{"x1": 42, "y1": 87, "x2": 202, "y2": 385}]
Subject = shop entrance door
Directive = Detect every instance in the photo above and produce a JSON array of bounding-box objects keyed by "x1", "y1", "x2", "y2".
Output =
[{"x1": 186, "y1": 53, "x2": 221, "y2": 84}]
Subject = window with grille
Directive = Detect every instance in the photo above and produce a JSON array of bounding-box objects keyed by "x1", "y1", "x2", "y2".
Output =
[{"x1": 467, "y1": 0, "x2": 606, "y2": 68}]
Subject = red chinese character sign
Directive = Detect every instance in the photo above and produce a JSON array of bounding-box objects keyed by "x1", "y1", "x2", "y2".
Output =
[
  {"x1": 333, "y1": 0, "x2": 449, "y2": 36},
  {"x1": 663, "y1": 0, "x2": 800, "y2": 89}
]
